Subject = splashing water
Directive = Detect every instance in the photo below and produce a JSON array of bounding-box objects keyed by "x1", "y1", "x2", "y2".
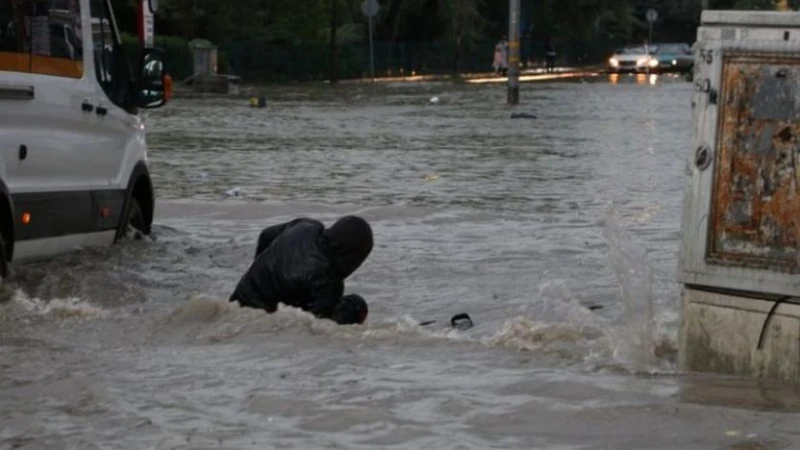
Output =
[
  {"x1": 1, "y1": 290, "x2": 110, "y2": 322},
  {"x1": 603, "y1": 205, "x2": 669, "y2": 372},
  {"x1": 146, "y1": 295, "x2": 613, "y2": 362}
]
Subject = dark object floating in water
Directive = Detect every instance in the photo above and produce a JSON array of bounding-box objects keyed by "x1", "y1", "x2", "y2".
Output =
[
  {"x1": 587, "y1": 305, "x2": 604, "y2": 311},
  {"x1": 249, "y1": 96, "x2": 266, "y2": 108},
  {"x1": 510, "y1": 112, "x2": 537, "y2": 119},
  {"x1": 419, "y1": 313, "x2": 474, "y2": 330},
  {"x1": 450, "y1": 313, "x2": 474, "y2": 330}
]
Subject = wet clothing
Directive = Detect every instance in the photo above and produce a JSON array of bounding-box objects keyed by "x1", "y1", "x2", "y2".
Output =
[
  {"x1": 545, "y1": 42, "x2": 556, "y2": 73},
  {"x1": 493, "y1": 39, "x2": 509, "y2": 75},
  {"x1": 229, "y1": 216, "x2": 373, "y2": 325}
]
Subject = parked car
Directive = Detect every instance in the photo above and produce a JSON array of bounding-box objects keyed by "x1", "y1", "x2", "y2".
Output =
[
  {"x1": 651, "y1": 43, "x2": 694, "y2": 74},
  {"x1": 607, "y1": 45, "x2": 658, "y2": 74}
]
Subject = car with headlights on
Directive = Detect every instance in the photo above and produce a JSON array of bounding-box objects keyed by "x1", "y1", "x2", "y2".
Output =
[
  {"x1": 607, "y1": 45, "x2": 658, "y2": 73},
  {"x1": 651, "y1": 42, "x2": 694, "y2": 74}
]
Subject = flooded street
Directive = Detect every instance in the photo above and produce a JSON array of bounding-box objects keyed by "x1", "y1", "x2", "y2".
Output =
[{"x1": 3, "y1": 75, "x2": 800, "y2": 449}]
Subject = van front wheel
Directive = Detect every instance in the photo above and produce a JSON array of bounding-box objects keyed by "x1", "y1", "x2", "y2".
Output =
[
  {"x1": 122, "y1": 197, "x2": 145, "y2": 240},
  {"x1": 0, "y1": 227, "x2": 8, "y2": 279}
]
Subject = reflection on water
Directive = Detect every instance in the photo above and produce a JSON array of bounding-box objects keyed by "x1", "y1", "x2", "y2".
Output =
[
  {"x1": 607, "y1": 73, "x2": 669, "y2": 86},
  {"x1": 678, "y1": 374, "x2": 800, "y2": 413}
]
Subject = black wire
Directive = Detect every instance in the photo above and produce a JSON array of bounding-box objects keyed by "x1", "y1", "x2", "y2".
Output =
[{"x1": 757, "y1": 296, "x2": 791, "y2": 350}]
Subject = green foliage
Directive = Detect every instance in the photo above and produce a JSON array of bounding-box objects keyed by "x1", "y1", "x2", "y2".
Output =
[
  {"x1": 106, "y1": 0, "x2": 791, "y2": 82},
  {"x1": 732, "y1": 0, "x2": 778, "y2": 8}
]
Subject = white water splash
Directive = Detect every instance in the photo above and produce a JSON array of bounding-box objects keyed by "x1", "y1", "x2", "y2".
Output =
[
  {"x1": 4, "y1": 289, "x2": 110, "y2": 320},
  {"x1": 151, "y1": 295, "x2": 473, "y2": 346},
  {"x1": 484, "y1": 317, "x2": 583, "y2": 352},
  {"x1": 152, "y1": 295, "x2": 617, "y2": 364},
  {"x1": 603, "y1": 205, "x2": 673, "y2": 372}
]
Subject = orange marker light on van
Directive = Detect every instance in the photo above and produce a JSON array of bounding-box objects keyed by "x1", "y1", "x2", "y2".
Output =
[
  {"x1": 21, "y1": 212, "x2": 30, "y2": 225},
  {"x1": 164, "y1": 74, "x2": 173, "y2": 102}
]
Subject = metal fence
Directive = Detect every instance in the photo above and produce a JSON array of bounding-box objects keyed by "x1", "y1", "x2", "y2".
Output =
[
  {"x1": 222, "y1": 37, "x2": 621, "y2": 82},
  {"x1": 135, "y1": 36, "x2": 623, "y2": 83}
]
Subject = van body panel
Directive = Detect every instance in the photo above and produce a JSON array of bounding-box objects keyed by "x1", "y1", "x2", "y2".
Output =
[{"x1": 0, "y1": 0, "x2": 163, "y2": 264}]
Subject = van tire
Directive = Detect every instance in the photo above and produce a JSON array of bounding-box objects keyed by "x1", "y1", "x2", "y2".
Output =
[
  {"x1": 0, "y1": 228, "x2": 8, "y2": 279},
  {"x1": 122, "y1": 197, "x2": 145, "y2": 241}
]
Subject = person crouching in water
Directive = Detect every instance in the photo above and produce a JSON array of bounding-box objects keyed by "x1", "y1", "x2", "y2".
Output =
[{"x1": 229, "y1": 216, "x2": 373, "y2": 325}]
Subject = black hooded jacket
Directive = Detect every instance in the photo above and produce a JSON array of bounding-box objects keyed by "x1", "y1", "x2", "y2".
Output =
[{"x1": 229, "y1": 216, "x2": 373, "y2": 324}]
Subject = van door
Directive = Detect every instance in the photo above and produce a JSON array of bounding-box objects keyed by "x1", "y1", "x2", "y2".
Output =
[
  {"x1": 3, "y1": 0, "x2": 109, "y2": 191},
  {"x1": 87, "y1": 0, "x2": 141, "y2": 189},
  {"x1": 2, "y1": 0, "x2": 104, "y2": 241},
  {"x1": 0, "y1": 0, "x2": 35, "y2": 191}
]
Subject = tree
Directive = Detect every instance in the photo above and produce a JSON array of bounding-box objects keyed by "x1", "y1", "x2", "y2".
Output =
[
  {"x1": 711, "y1": 0, "x2": 778, "y2": 8},
  {"x1": 382, "y1": 0, "x2": 486, "y2": 74},
  {"x1": 442, "y1": 0, "x2": 487, "y2": 74}
]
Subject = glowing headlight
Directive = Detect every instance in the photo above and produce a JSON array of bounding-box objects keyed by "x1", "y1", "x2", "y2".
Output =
[
  {"x1": 649, "y1": 58, "x2": 659, "y2": 68},
  {"x1": 672, "y1": 59, "x2": 678, "y2": 66},
  {"x1": 609, "y1": 57, "x2": 619, "y2": 67},
  {"x1": 637, "y1": 58, "x2": 647, "y2": 67}
]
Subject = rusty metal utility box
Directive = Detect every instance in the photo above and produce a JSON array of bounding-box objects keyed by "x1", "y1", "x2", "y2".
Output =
[{"x1": 678, "y1": 11, "x2": 800, "y2": 381}]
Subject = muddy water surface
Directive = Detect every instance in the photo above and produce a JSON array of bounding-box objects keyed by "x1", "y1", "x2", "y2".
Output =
[{"x1": 2, "y1": 75, "x2": 800, "y2": 450}]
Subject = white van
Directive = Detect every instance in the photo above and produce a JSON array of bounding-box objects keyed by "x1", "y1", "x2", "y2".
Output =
[{"x1": 0, "y1": 0, "x2": 168, "y2": 277}]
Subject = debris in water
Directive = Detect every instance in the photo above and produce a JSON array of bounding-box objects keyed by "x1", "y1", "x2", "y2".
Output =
[
  {"x1": 424, "y1": 174, "x2": 440, "y2": 182},
  {"x1": 419, "y1": 313, "x2": 473, "y2": 330},
  {"x1": 510, "y1": 112, "x2": 537, "y2": 119},
  {"x1": 134, "y1": 419, "x2": 152, "y2": 429},
  {"x1": 450, "y1": 313, "x2": 474, "y2": 330},
  {"x1": 726, "y1": 430, "x2": 741, "y2": 437},
  {"x1": 224, "y1": 187, "x2": 241, "y2": 197},
  {"x1": 249, "y1": 96, "x2": 267, "y2": 108},
  {"x1": 429, "y1": 96, "x2": 440, "y2": 104}
]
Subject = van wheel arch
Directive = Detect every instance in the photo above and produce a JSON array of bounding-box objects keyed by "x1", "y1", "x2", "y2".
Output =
[
  {"x1": 0, "y1": 196, "x2": 13, "y2": 274},
  {"x1": 0, "y1": 180, "x2": 14, "y2": 276}
]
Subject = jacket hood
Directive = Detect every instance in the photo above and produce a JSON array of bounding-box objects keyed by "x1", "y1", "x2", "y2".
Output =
[{"x1": 323, "y1": 216, "x2": 373, "y2": 278}]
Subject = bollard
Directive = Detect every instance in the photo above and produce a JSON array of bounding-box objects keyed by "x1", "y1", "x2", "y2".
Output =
[{"x1": 678, "y1": 11, "x2": 800, "y2": 381}]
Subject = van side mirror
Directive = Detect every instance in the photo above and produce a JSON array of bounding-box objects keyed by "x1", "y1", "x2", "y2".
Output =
[{"x1": 136, "y1": 48, "x2": 170, "y2": 109}]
